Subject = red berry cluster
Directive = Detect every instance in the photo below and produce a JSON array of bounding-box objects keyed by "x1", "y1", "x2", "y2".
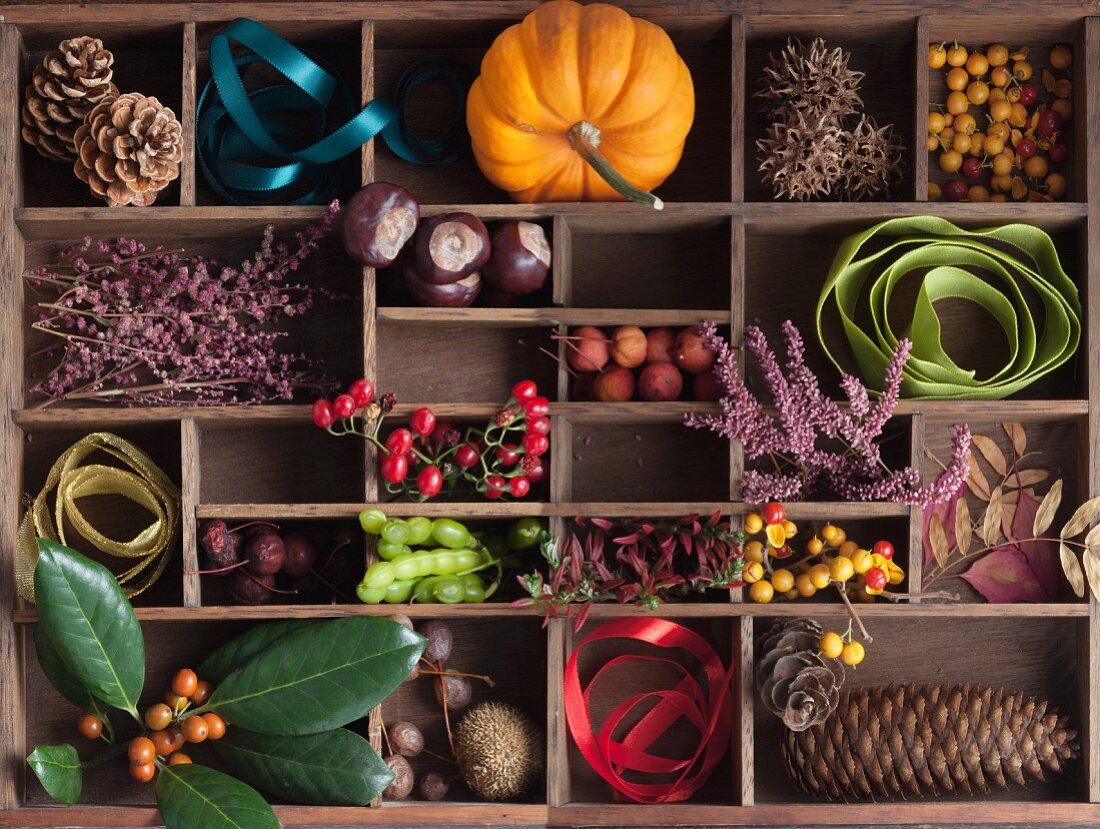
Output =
[{"x1": 313, "y1": 379, "x2": 550, "y2": 501}]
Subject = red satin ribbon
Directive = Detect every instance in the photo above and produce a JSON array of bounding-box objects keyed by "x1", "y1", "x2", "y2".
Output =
[{"x1": 563, "y1": 618, "x2": 734, "y2": 803}]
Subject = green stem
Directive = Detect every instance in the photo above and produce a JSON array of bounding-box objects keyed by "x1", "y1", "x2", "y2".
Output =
[{"x1": 567, "y1": 121, "x2": 664, "y2": 210}]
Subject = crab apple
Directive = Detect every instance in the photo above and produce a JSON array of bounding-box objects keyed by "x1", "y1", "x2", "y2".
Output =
[
  {"x1": 638, "y1": 362, "x2": 683, "y2": 401},
  {"x1": 673, "y1": 328, "x2": 717, "y2": 374},
  {"x1": 692, "y1": 370, "x2": 723, "y2": 401},
  {"x1": 593, "y1": 365, "x2": 636, "y2": 402},
  {"x1": 566, "y1": 326, "x2": 609, "y2": 372},
  {"x1": 609, "y1": 325, "x2": 648, "y2": 369},
  {"x1": 645, "y1": 327, "x2": 676, "y2": 364}
]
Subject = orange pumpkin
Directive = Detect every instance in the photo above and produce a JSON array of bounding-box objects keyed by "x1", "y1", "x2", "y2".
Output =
[{"x1": 466, "y1": 0, "x2": 695, "y2": 208}]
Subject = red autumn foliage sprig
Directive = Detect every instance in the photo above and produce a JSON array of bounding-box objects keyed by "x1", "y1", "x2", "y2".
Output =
[
  {"x1": 516, "y1": 513, "x2": 746, "y2": 629},
  {"x1": 313, "y1": 379, "x2": 550, "y2": 501}
]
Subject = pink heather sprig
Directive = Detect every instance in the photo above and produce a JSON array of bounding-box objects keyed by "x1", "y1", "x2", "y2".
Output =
[
  {"x1": 25, "y1": 201, "x2": 341, "y2": 406},
  {"x1": 685, "y1": 321, "x2": 971, "y2": 507}
]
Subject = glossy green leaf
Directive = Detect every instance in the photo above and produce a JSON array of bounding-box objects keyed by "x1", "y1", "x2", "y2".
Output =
[
  {"x1": 33, "y1": 539, "x2": 144, "y2": 716},
  {"x1": 156, "y1": 763, "x2": 280, "y2": 829},
  {"x1": 33, "y1": 624, "x2": 108, "y2": 719},
  {"x1": 214, "y1": 728, "x2": 392, "y2": 805},
  {"x1": 207, "y1": 617, "x2": 424, "y2": 736},
  {"x1": 199, "y1": 620, "x2": 318, "y2": 685},
  {"x1": 26, "y1": 743, "x2": 82, "y2": 806}
]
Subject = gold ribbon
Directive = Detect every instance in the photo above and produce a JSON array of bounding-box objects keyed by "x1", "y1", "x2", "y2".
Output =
[{"x1": 17, "y1": 432, "x2": 181, "y2": 603}]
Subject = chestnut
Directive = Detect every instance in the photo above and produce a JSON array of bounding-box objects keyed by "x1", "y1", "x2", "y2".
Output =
[
  {"x1": 342, "y1": 182, "x2": 420, "y2": 268},
  {"x1": 413, "y1": 212, "x2": 491, "y2": 284},
  {"x1": 483, "y1": 221, "x2": 550, "y2": 296},
  {"x1": 403, "y1": 261, "x2": 482, "y2": 308}
]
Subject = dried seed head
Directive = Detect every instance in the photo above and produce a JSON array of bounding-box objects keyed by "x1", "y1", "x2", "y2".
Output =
[
  {"x1": 756, "y1": 37, "x2": 864, "y2": 124},
  {"x1": 455, "y1": 702, "x2": 544, "y2": 800}
]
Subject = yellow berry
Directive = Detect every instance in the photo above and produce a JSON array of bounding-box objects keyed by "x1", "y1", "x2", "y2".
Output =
[
  {"x1": 1051, "y1": 98, "x2": 1073, "y2": 120},
  {"x1": 766, "y1": 523, "x2": 787, "y2": 550},
  {"x1": 952, "y1": 113, "x2": 976, "y2": 135},
  {"x1": 782, "y1": 519, "x2": 797, "y2": 539},
  {"x1": 748, "y1": 580, "x2": 774, "y2": 603},
  {"x1": 770, "y1": 568, "x2": 795, "y2": 593},
  {"x1": 806, "y1": 535, "x2": 824, "y2": 555},
  {"x1": 1012, "y1": 60, "x2": 1032, "y2": 81},
  {"x1": 987, "y1": 120, "x2": 1010, "y2": 141},
  {"x1": 1053, "y1": 78, "x2": 1072, "y2": 99},
  {"x1": 986, "y1": 43, "x2": 1009, "y2": 67},
  {"x1": 965, "y1": 52, "x2": 989, "y2": 76},
  {"x1": 967, "y1": 81, "x2": 989, "y2": 105},
  {"x1": 826, "y1": 527, "x2": 847, "y2": 548},
  {"x1": 795, "y1": 573, "x2": 817, "y2": 598},
  {"x1": 968, "y1": 184, "x2": 990, "y2": 202},
  {"x1": 926, "y1": 135, "x2": 939, "y2": 152},
  {"x1": 783, "y1": 588, "x2": 799, "y2": 600},
  {"x1": 1008, "y1": 102, "x2": 1028, "y2": 127},
  {"x1": 988, "y1": 86, "x2": 1008, "y2": 103},
  {"x1": 988, "y1": 98, "x2": 1012, "y2": 124},
  {"x1": 808, "y1": 563, "x2": 832, "y2": 590},
  {"x1": 927, "y1": 111, "x2": 946, "y2": 134},
  {"x1": 927, "y1": 181, "x2": 942, "y2": 201},
  {"x1": 821, "y1": 524, "x2": 841, "y2": 544},
  {"x1": 951, "y1": 132, "x2": 971, "y2": 154},
  {"x1": 992, "y1": 152, "x2": 1014, "y2": 176},
  {"x1": 967, "y1": 132, "x2": 985, "y2": 156},
  {"x1": 946, "y1": 43, "x2": 968, "y2": 68},
  {"x1": 744, "y1": 540, "x2": 765, "y2": 563},
  {"x1": 928, "y1": 42, "x2": 947, "y2": 69},
  {"x1": 744, "y1": 513, "x2": 763, "y2": 534},
  {"x1": 819, "y1": 631, "x2": 844, "y2": 659},
  {"x1": 1024, "y1": 155, "x2": 1048, "y2": 179},
  {"x1": 939, "y1": 150, "x2": 963, "y2": 173},
  {"x1": 990, "y1": 193, "x2": 1008, "y2": 202},
  {"x1": 828, "y1": 556, "x2": 855, "y2": 582},
  {"x1": 1046, "y1": 173, "x2": 1067, "y2": 199},
  {"x1": 990, "y1": 65, "x2": 1011, "y2": 88},
  {"x1": 840, "y1": 641, "x2": 866, "y2": 666},
  {"x1": 945, "y1": 67, "x2": 969, "y2": 91},
  {"x1": 1049, "y1": 44, "x2": 1073, "y2": 70},
  {"x1": 838, "y1": 540, "x2": 859, "y2": 558},
  {"x1": 850, "y1": 548, "x2": 873, "y2": 574},
  {"x1": 742, "y1": 560, "x2": 764, "y2": 584},
  {"x1": 983, "y1": 134, "x2": 1005, "y2": 156},
  {"x1": 990, "y1": 173, "x2": 1013, "y2": 193},
  {"x1": 946, "y1": 90, "x2": 969, "y2": 115}
]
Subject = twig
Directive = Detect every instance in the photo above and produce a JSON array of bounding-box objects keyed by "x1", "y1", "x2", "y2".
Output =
[{"x1": 835, "y1": 584, "x2": 872, "y2": 644}]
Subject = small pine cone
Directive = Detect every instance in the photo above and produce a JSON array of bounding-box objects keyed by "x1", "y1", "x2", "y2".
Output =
[
  {"x1": 756, "y1": 619, "x2": 845, "y2": 731},
  {"x1": 21, "y1": 36, "x2": 118, "y2": 161},
  {"x1": 73, "y1": 93, "x2": 183, "y2": 206},
  {"x1": 783, "y1": 683, "x2": 1079, "y2": 801}
]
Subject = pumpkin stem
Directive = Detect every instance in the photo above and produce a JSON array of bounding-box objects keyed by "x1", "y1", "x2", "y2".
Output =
[{"x1": 567, "y1": 121, "x2": 664, "y2": 210}]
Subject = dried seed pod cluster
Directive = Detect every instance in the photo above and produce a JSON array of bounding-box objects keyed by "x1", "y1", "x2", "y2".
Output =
[{"x1": 756, "y1": 37, "x2": 903, "y2": 201}]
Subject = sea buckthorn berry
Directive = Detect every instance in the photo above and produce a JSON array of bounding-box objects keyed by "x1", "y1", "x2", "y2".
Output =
[
  {"x1": 928, "y1": 42, "x2": 947, "y2": 69},
  {"x1": 865, "y1": 566, "x2": 888, "y2": 593},
  {"x1": 783, "y1": 588, "x2": 798, "y2": 600},
  {"x1": 748, "y1": 580, "x2": 774, "y2": 604},
  {"x1": 840, "y1": 641, "x2": 866, "y2": 667},
  {"x1": 990, "y1": 65, "x2": 1011, "y2": 88},
  {"x1": 946, "y1": 43, "x2": 968, "y2": 67},
  {"x1": 983, "y1": 134, "x2": 1005, "y2": 156},
  {"x1": 829, "y1": 556, "x2": 855, "y2": 582},
  {"x1": 1047, "y1": 173, "x2": 1067, "y2": 199},
  {"x1": 144, "y1": 703, "x2": 173, "y2": 732},
  {"x1": 782, "y1": 519, "x2": 797, "y2": 539},
  {"x1": 951, "y1": 133, "x2": 971, "y2": 155},
  {"x1": 1051, "y1": 98, "x2": 1072, "y2": 121},
  {"x1": 191, "y1": 681, "x2": 213, "y2": 707},
  {"x1": 926, "y1": 135, "x2": 939, "y2": 152},
  {"x1": 130, "y1": 762, "x2": 156, "y2": 783},
  {"x1": 743, "y1": 513, "x2": 764, "y2": 534},
  {"x1": 992, "y1": 152, "x2": 1014, "y2": 176},
  {"x1": 927, "y1": 111, "x2": 946, "y2": 134},
  {"x1": 928, "y1": 181, "x2": 942, "y2": 201},
  {"x1": 967, "y1": 80, "x2": 990, "y2": 105},
  {"x1": 182, "y1": 716, "x2": 209, "y2": 744},
  {"x1": 989, "y1": 98, "x2": 1012, "y2": 123},
  {"x1": 762, "y1": 502, "x2": 784, "y2": 525},
  {"x1": 1012, "y1": 60, "x2": 1032, "y2": 81},
  {"x1": 850, "y1": 548, "x2": 873, "y2": 574},
  {"x1": 168, "y1": 752, "x2": 192, "y2": 765},
  {"x1": 821, "y1": 524, "x2": 841, "y2": 544},
  {"x1": 873, "y1": 540, "x2": 894, "y2": 561},
  {"x1": 1009, "y1": 103, "x2": 1029, "y2": 127},
  {"x1": 965, "y1": 51, "x2": 989, "y2": 76},
  {"x1": 945, "y1": 68, "x2": 968, "y2": 92},
  {"x1": 953, "y1": 113, "x2": 976, "y2": 136},
  {"x1": 128, "y1": 737, "x2": 156, "y2": 766},
  {"x1": 77, "y1": 713, "x2": 103, "y2": 740},
  {"x1": 819, "y1": 631, "x2": 844, "y2": 659},
  {"x1": 202, "y1": 713, "x2": 227, "y2": 740},
  {"x1": 806, "y1": 535, "x2": 824, "y2": 555},
  {"x1": 808, "y1": 563, "x2": 832, "y2": 590},
  {"x1": 770, "y1": 568, "x2": 795, "y2": 593},
  {"x1": 171, "y1": 669, "x2": 198, "y2": 699},
  {"x1": 744, "y1": 540, "x2": 765, "y2": 563},
  {"x1": 969, "y1": 185, "x2": 991, "y2": 203},
  {"x1": 795, "y1": 573, "x2": 817, "y2": 597},
  {"x1": 938, "y1": 150, "x2": 963, "y2": 174},
  {"x1": 742, "y1": 561, "x2": 764, "y2": 584},
  {"x1": 986, "y1": 43, "x2": 1009, "y2": 66},
  {"x1": 826, "y1": 527, "x2": 846, "y2": 548},
  {"x1": 946, "y1": 91, "x2": 969, "y2": 116},
  {"x1": 838, "y1": 540, "x2": 859, "y2": 558}
]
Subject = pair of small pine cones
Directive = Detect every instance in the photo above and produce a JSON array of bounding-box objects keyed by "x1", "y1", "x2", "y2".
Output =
[{"x1": 21, "y1": 36, "x2": 183, "y2": 207}]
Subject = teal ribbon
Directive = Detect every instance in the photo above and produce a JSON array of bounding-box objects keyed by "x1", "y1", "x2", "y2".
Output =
[{"x1": 198, "y1": 18, "x2": 473, "y2": 205}]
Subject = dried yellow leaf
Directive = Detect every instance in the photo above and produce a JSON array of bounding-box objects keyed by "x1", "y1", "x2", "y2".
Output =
[
  {"x1": 1060, "y1": 495, "x2": 1100, "y2": 539},
  {"x1": 1011, "y1": 176, "x2": 1027, "y2": 200},
  {"x1": 929, "y1": 514, "x2": 949, "y2": 569},
  {"x1": 955, "y1": 496, "x2": 972, "y2": 556},
  {"x1": 1004, "y1": 469, "x2": 1049, "y2": 488},
  {"x1": 967, "y1": 452, "x2": 991, "y2": 500},
  {"x1": 1060, "y1": 542, "x2": 1084, "y2": 598},
  {"x1": 983, "y1": 486, "x2": 1004, "y2": 546},
  {"x1": 1042, "y1": 68, "x2": 1056, "y2": 92},
  {"x1": 1086, "y1": 522, "x2": 1100, "y2": 552},
  {"x1": 971, "y1": 434, "x2": 1008, "y2": 477},
  {"x1": 1002, "y1": 422, "x2": 1026, "y2": 457},
  {"x1": 1034, "y1": 479, "x2": 1063, "y2": 536},
  {"x1": 1083, "y1": 549, "x2": 1100, "y2": 604}
]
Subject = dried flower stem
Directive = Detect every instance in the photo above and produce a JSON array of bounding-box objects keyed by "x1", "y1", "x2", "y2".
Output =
[{"x1": 836, "y1": 584, "x2": 872, "y2": 643}]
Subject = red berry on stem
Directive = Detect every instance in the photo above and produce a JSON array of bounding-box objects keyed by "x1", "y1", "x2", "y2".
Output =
[
  {"x1": 961, "y1": 157, "x2": 982, "y2": 180},
  {"x1": 430, "y1": 420, "x2": 455, "y2": 446},
  {"x1": 410, "y1": 407, "x2": 436, "y2": 436},
  {"x1": 386, "y1": 428, "x2": 414, "y2": 456},
  {"x1": 312, "y1": 399, "x2": 335, "y2": 429},
  {"x1": 349, "y1": 379, "x2": 374, "y2": 408},
  {"x1": 945, "y1": 179, "x2": 970, "y2": 201},
  {"x1": 511, "y1": 379, "x2": 538, "y2": 403},
  {"x1": 1016, "y1": 137, "x2": 1037, "y2": 159},
  {"x1": 1017, "y1": 83, "x2": 1038, "y2": 106},
  {"x1": 509, "y1": 476, "x2": 530, "y2": 497},
  {"x1": 522, "y1": 433, "x2": 549, "y2": 457},
  {"x1": 1038, "y1": 109, "x2": 1063, "y2": 137},
  {"x1": 417, "y1": 466, "x2": 443, "y2": 498},
  {"x1": 523, "y1": 396, "x2": 550, "y2": 418},
  {"x1": 381, "y1": 454, "x2": 409, "y2": 484},
  {"x1": 484, "y1": 475, "x2": 506, "y2": 499},
  {"x1": 333, "y1": 395, "x2": 356, "y2": 419},
  {"x1": 455, "y1": 443, "x2": 480, "y2": 468},
  {"x1": 866, "y1": 566, "x2": 888, "y2": 591},
  {"x1": 526, "y1": 416, "x2": 551, "y2": 435},
  {"x1": 495, "y1": 444, "x2": 520, "y2": 467},
  {"x1": 873, "y1": 540, "x2": 894, "y2": 560},
  {"x1": 762, "y1": 502, "x2": 784, "y2": 525},
  {"x1": 1049, "y1": 142, "x2": 1069, "y2": 163},
  {"x1": 522, "y1": 458, "x2": 545, "y2": 483}
]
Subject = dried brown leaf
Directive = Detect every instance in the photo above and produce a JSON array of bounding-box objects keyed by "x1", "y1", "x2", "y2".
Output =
[
  {"x1": 983, "y1": 486, "x2": 1003, "y2": 546},
  {"x1": 1034, "y1": 479, "x2": 1063, "y2": 536},
  {"x1": 971, "y1": 434, "x2": 1008, "y2": 477},
  {"x1": 1001, "y1": 501, "x2": 1017, "y2": 542},
  {"x1": 1083, "y1": 549, "x2": 1100, "y2": 603},
  {"x1": 967, "y1": 452, "x2": 991, "y2": 500},
  {"x1": 1060, "y1": 495, "x2": 1100, "y2": 539},
  {"x1": 1002, "y1": 422, "x2": 1026, "y2": 457},
  {"x1": 1042, "y1": 68, "x2": 1055, "y2": 93},
  {"x1": 1086, "y1": 522, "x2": 1100, "y2": 552},
  {"x1": 929, "y1": 514, "x2": 949, "y2": 569},
  {"x1": 1004, "y1": 469, "x2": 1049, "y2": 488},
  {"x1": 955, "y1": 496, "x2": 972, "y2": 556},
  {"x1": 1060, "y1": 542, "x2": 1084, "y2": 598}
]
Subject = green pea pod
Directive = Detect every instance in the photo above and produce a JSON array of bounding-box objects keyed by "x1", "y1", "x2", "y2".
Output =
[
  {"x1": 356, "y1": 583, "x2": 388, "y2": 604},
  {"x1": 431, "y1": 518, "x2": 475, "y2": 549},
  {"x1": 405, "y1": 516, "x2": 433, "y2": 546},
  {"x1": 383, "y1": 578, "x2": 419, "y2": 604},
  {"x1": 432, "y1": 575, "x2": 465, "y2": 604},
  {"x1": 431, "y1": 548, "x2": 483, "y2": 576},
  {"x1": 362, "y1": 560, "x2": 396, "y2": 590},
  {"x1": 392, "y1": 550, "x2": 441, "y2": 581},
  {"x1": 376, "y1": 540, "x2": 410, "y2": 561},
  {"x1": 381, "y1": 519, "x2": 410, "y2": 544},
  {"x1": 359, "y1": 508, "x2": 387, "y2": 535},
  {"x1": 459, "y1": 573, "x2": 486, "y2": 603},
  {"x1": 413, "y1": 575, "x2": 446, "y2": 604}
]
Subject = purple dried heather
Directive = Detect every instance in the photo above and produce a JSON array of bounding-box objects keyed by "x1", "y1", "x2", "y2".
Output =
[
  {"x1": 684, "y1": 321, "x2": 970, "y2": 507},
  {"x1": 25, "y1": 201, "x2": 341, "y2": 406}
]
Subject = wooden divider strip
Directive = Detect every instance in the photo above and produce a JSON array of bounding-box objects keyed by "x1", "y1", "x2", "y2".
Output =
[
  {"x1": 913, "y1": 16, "x2": 929, "y2": 201},
  {"x1": 180, "y1": 22, "x2": 197, "y2": 206},
  {"x1": 180, "y1": 419, "x2": 201, "y2": 608},
  {"x1": 907, "y1": 413, "x2": 925, "y2": 602}
]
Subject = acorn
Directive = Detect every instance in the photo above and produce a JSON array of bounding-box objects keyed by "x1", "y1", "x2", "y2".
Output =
[
  {"x1": 383, "y1": 754, "x2": 415, "y2": 799},
  {"x1": 390, "y1": 721, "x2": 424, "y2": 757},
  {"x1": 454, "y1": 702, "x2": 543, "y2": 800},
  {"x1": 419, "y1": 621, "x2": 453, "y2": 663}
]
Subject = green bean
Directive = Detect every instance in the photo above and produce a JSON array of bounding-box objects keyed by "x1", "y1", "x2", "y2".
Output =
[
  {"x1": 376, "y1": 540, "x2": 410, "y2": 561},
  {"x1": 391, "y1": 548, "x2": 482, "y2": 581},
  {"x1": 460, "y1": 573, "x2": 486, "y2": 603},
  {"x1": 431, "y1": 518, "x2": 475, "y2": 549},
  {"x1": 382, "y1": 578, "x2": 419, "y2": 604},
  {"x1": 381, "y1": 519, "x2": 410, "y2": 544},
  {"x1": 356, "y1": 583, "x2": 387, "y2": 604},
  {"x1": 405, "y1": 516, "x2": 433, "y2": 546},
  {"x1": 359, "y1": 508, "x2": 387, "y2": 535},
  {"x1": 413, "y1": 575, "x2": 447, "y2": 604},
  {"x1": 432, "y1": 576, "x2": 465, "y2": 604},
  {"x1": 361, "y1": 560, "x2": 396, "y2": 590}
]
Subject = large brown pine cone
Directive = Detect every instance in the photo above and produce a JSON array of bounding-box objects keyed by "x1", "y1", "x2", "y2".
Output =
[
  {"x1": 756, "y1": 618, "x2": 845, "y2": 731},
  {"x1": 73, "y1": 93, "x2": 183, "y2": 207},
  {"x1": 21, "y1": 36, "x2": 118, "y2": 161},
  {"x1": 783, "y1": 683, "x2": 1079, "y2": 801}
]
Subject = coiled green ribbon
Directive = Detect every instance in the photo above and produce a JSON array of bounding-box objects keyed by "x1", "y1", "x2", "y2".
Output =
[
  {"x1": 199, "y1": 18, "x2": 473, "y2": 205},
  {"x1": 816, "y1": 216, "x2": 1081, "y2": 400}
]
